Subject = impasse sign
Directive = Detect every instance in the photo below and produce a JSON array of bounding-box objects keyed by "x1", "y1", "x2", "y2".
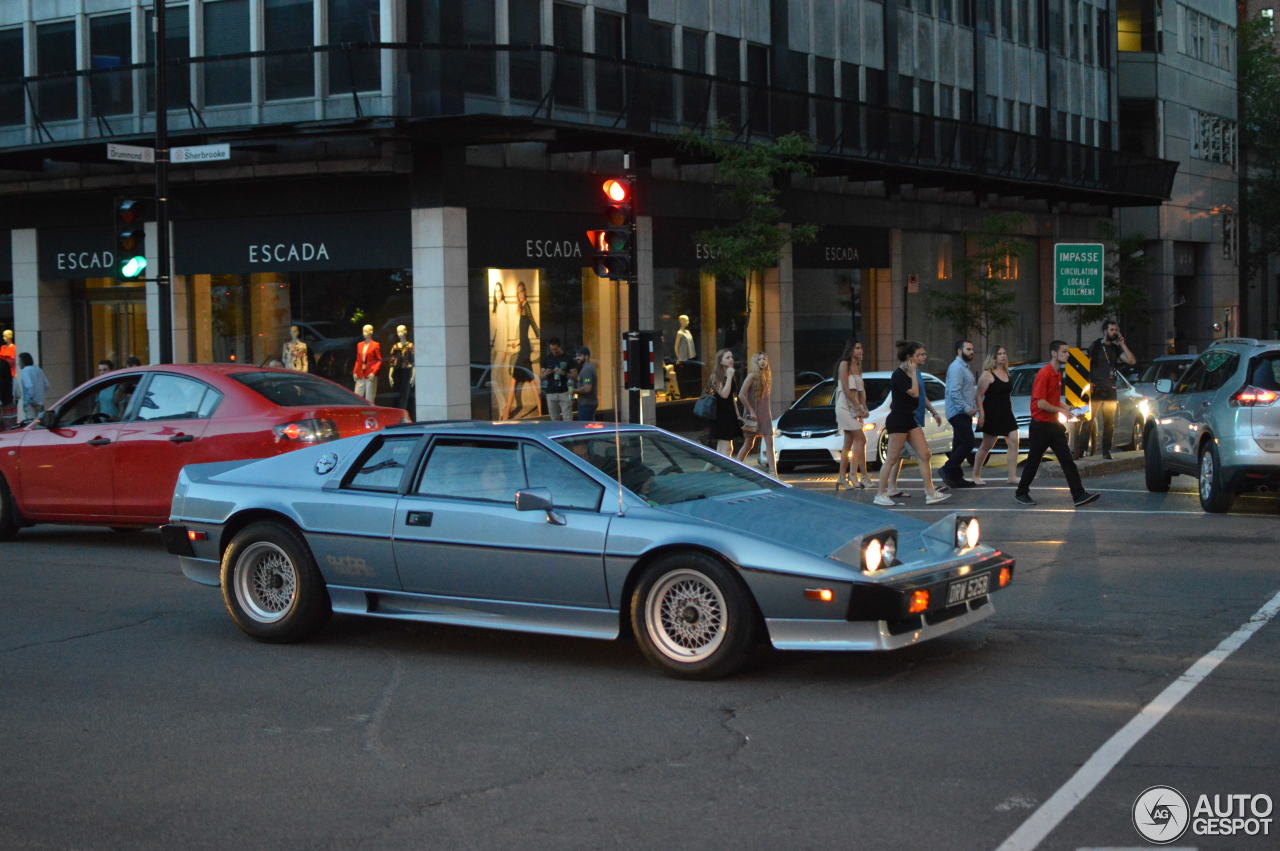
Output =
[{"x1": 1054, "y1": 243, "x2": 1105, "y2": 305}]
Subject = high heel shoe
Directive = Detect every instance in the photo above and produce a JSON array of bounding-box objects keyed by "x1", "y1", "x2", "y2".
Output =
[
  {"x1": 835, "y1": 474, "x2": 855, "y2": 490},
  {"x1": 854, "y1": 476, "x2": 867, "y2": 489}
]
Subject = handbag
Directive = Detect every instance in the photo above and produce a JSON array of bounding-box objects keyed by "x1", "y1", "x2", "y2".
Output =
[{"x1": 693, "y1": 392, "x2": 717, "y2": 420}]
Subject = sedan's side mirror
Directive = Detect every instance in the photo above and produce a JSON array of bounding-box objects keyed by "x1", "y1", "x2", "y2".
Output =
[
  {"x1": 1155, "y1": 378, "x2": 1173, "y2": 394},
  {"x1": 515, "y1": 487, "x2": 565, "y2": 525},
  {"x1": 37, "y1": 409, "x2": 57, "y2": 429}
]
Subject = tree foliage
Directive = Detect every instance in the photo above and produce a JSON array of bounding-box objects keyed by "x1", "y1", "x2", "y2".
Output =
[
  {"x1": 681, "y1": 126, "x2": 819, "y2": 280},
  {"x1": 1238, "y1": 16, "x2": 1280, "y2": 279},
  {"x1": 931, "y1": 212, "x2": 1028, "y2": 345}
]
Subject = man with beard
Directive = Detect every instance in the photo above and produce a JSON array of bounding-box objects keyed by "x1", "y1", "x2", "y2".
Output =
[
  {"x1": 1078, "y1": 320, "x2": 1136, "y2": 459},
  {"x1": 941, "y1": 339, "x2": 978, "y2": 488}
]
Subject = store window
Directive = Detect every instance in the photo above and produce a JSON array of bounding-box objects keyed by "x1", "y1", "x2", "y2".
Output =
[
  {"x1": 74, "y1": 277, "x2": 151, "y2": 381},
  {"x1": 146, "y1": 6, "x2": 191, "y2": 110},
  {"x1": 794, "y1": 269, "x2": 869, "y2": 386},
  {"x1": 328, "y1": 0, "x2": 381, "y2": 93},
  {"x1": 266, "y1": 0, "x2": 315, "y2": 100},
  {"x1": 90, "y1": 14, "x2": 132, "y2": 116},
  {"x1": 0, "y1": 28, "x2": 23, "y2": 126},
  {"x1": 37, "y1": 20, "x2": 77, "y2": 122},
  {"x1": 204, "y1": 0, "x2": 251, "y2": 106}
]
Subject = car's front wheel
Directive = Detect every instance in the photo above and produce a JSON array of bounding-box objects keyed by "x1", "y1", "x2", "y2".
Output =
[
  {"x1": 874, "y1": 431, "x2": 890, "y2": 470},
  {"x1": 0, "y1": 474, "x2": 19, "y2": 541},
  {"x1": 1128, "y1": 417, "x2": 1144, "y2": 450},
  {"x1": 630, "y1": 553, "x2": 758, "y2": 679},
  {"x1": 221, "y1": 521, "x2": 331, "y2": 642},
  {"x1": 1198, "y1": 441, "x2": 1235, "y2": 513},
  {"x1": 1144, "y1": 428, "x2": 1171, "y2": 492}
]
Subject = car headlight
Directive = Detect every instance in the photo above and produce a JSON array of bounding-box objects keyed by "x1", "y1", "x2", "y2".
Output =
[
  {"x1": 954, "y1": 516, "x2": 980, "y2": 550},
  {"x1": 1138, "y1": 398, "x2": 1151, "y2": 420},
  {"x1": 861, "y1": 531, "x2": 898, "y2": 574}
]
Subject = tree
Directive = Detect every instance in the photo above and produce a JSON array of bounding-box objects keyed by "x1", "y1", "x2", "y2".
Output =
[
  {"x1": 930, "y1": 212, "x2": 1028, "y2": 346},
  {"x1": 1237, "y1": 16, "x2": 1280, "y2": 334},
  {"x1": 681, "y1": 126, "x2": 819, "y2": 283},
  {"x1": 1064, "y1": 219, "x2": 1151, "y2": 344}
]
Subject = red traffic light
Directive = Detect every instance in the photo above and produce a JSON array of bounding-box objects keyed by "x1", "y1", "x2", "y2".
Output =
[{"x1": 602, "y1": 178, "x2": 630, "y2": 202}]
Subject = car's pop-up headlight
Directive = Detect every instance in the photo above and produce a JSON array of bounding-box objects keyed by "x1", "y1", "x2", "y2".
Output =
[
  {"x1": 954, "y1": 516, "x2": 980, "y2": 551},
  {"x1": 828, "y1": 529, "x2": 898, "y2": 574}
]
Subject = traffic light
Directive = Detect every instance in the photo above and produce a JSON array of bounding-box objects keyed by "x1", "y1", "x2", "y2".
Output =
[
  {"x1": 587, "y1": 176, "x2": 633, "y2": 281},
  {"x1": 114, "y1": 199, "x2": 147, "y2": 280}
]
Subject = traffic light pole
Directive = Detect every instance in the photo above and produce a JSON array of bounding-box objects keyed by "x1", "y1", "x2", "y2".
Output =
[
  {"x1": 154, "y1": 0, "x2": 173, "y2": 364},
  {"x1": 626, "y1": 154, "x2": 639, "y2": 424}
]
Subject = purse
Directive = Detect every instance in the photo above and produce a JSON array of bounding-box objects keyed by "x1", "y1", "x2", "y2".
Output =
[{"x1": 693, "y1": 392, "x2": 717, "y2": 420}]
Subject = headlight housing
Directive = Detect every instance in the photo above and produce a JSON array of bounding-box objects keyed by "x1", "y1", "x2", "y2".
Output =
[
  {"x1": 954, "y1": 516, "x2": 980, "y2": 551},
  {"x1": 861, "y1": 531, "x2": 898, "y2": 574}
]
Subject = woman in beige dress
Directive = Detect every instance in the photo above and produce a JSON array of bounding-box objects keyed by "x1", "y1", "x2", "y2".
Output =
[
  {"x1": 834, "y1": 339, "x2": 870, "y2": 489},
  {"x1": 736, "y1": 351, "x2": 776, "y2": 474}
]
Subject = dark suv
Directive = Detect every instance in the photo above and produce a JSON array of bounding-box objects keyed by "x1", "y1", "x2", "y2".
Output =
[{"x1": 1144, "y1": 338, "x2": 1280, "y2": 512}]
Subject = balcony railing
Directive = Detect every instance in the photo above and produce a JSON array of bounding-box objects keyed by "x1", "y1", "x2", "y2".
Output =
[{"x1": 0, "y1": 42, "x2": 1178, "y2": 202}]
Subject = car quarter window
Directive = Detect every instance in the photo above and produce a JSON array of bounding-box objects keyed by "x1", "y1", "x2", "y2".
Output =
[
  {"x1": 522, "y1": 443, "x2": 604, "y2": 511},
  {"x1": 416, "y1": 438, "x2": 526, "y2": 502},
  {"x1": 53, "y1": 375, "x2": 144, "y2": 426},
  {"x1": 924, "y1": 377, "x2": 946, "y2": 401},
  {"x1": 345, "y1": 435, "x2": 420, "y2": 492},
  {"x1": 1199, "y1": 352, "x2": 1239, "y2": 393},
  {"x1": 135, "y1": 374, "x2": 217, "y2": 421}
]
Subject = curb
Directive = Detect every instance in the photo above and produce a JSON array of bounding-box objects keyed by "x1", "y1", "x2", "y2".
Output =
[{"x1": 1041, "y1": 452, "x2": 1145, "y2": 479}]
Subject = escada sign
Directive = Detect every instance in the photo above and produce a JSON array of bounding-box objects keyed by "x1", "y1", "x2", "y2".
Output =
[
  {"x1": 525, "y1": 239, "x2": 582, "y2": 260},
  {"x1": 38, "y1": 227, "x2": 118, "y2": 278},
  {"x1": 57, "y1": 250, "x2": 116, "y2": 272},
  {"x1": 249, "y1": 242, "x2": 331, "y2": 264},
  {"x1": 175, "y1": 211, "x2": 410, "y2": 273}
]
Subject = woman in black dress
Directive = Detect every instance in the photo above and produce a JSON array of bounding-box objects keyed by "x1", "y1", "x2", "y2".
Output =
[
  {"x1": 973, "y1": 344, "x2": 1019, "y2": 484},
  {"x1": 502, "y1": 280, "x2": 541, "y2": 418},
  {"x1": 707, "y1": 347, "x2": 741, "y2": 456},
  {"x1": 874, "y1": 341, "x2": 950, "y2": 506}
]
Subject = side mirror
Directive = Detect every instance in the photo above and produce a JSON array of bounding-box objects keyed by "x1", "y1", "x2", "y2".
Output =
[
  {"x1": 515, "y1": 487, "x2": 565, "y2": 525},
  {"x1": 38, "y1": 409, "x2": 57, "y2": 429},
  {"x1": 1154, "y1": 378, "x2": 1172, "y2": 394}
]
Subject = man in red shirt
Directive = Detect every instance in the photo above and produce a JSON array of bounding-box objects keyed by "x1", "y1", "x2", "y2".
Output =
[{"x1": 1015, "y1": 340, "x2": 1099, "y2": 507}]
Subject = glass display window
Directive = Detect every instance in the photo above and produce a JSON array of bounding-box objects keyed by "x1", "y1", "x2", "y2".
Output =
[
  {"x1": 793, "y1": 267, "x2": 870, "y2": 389},
  {"x1": 651, "y1": 266, "x2": 754, "y2": 406}
]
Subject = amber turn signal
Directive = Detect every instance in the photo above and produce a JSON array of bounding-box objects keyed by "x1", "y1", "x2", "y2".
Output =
[
  {"x1": 908, "y1": 590, "x2": 930, "y2": 614},
  {"x1": 187, "y1": 530, "x2": 208, "y2": 542},
  {"x1": 804, "y1": 588, "x2": 835, "y2": 602},
  {"x1": 998, "y1": 566, "x2": 1012, "y2": 588}
]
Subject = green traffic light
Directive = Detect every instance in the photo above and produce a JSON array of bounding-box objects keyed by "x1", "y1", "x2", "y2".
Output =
[{"x1": 120, "y1": 256, "x2": 148, "y2": 278}]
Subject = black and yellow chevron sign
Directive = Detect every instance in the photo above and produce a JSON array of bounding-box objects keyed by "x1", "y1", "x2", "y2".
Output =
[{"x1": 1065, "y1": 347, "x2": 1091, "y2": 414}]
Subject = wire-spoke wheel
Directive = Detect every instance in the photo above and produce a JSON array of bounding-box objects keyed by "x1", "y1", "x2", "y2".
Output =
[
  {"x1": 631, "y1": 553, "x2": 757, "y2": 679},
  {"x1": 221, "y1": 521, "x2": 330, "y2": 642}
]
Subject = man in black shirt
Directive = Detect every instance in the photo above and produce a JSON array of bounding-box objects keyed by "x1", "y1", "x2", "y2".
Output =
[
  {"x1": 1079, "y1": 320, "x2": 1136, "y2": 459},
  {"x1": 541, "y1": 338, "x2": 574, "y2": 421}
]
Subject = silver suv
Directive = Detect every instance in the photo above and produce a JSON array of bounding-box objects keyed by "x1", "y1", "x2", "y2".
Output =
[{"x1": 1144, "y1": 338, "x2": 1280, "y2": 512}]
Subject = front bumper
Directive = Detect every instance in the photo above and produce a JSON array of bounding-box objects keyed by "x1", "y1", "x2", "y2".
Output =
[{"x1": 161, "y1": 523, "x2": 222, "y2": 586}]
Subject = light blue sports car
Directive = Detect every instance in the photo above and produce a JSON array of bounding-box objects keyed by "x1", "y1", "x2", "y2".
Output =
[{"x1": 163, "y1": 421, "x2": 1016, "y2": 678}]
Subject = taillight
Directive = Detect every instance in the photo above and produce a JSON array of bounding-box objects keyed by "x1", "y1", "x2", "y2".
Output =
[
  {"x1": 1231, "y1": 386, "x2": 1279, "y2": 407},
  {"x1": 273, "y1": 418, "x2": 338, "y2": 443}
]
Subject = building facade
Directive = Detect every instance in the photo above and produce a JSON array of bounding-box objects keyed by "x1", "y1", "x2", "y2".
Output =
[{"x1": 0, "y1": 0, "x2": 1188, "y2": 425}]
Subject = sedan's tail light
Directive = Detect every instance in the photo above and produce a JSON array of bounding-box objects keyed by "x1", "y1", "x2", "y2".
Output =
[
  {"x1": 1230, "y1": 386, "x2": 1279, "y2": 407},
  {"x1": 273, "y1": 418, "x2": 338, "y2": 443}
]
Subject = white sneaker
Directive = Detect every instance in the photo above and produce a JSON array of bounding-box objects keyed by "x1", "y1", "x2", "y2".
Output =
[
  {"x1": 873, "y1": 494, "x2": 899, "y2": 507},
  {"x1": 925, "y1": 491, "x2": 951, "y2": 505}
]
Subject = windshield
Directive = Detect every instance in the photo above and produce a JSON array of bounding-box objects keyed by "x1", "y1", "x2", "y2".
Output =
[
  {"x1": 231, "y1": 371, "x2": 369, "y2": 407},
  {"x1": 555, "y1": 431, "x2": 782, "y2": 506}
]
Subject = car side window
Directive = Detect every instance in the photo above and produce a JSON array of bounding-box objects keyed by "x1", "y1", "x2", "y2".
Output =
[
  {"x1": 1115, "y1": 371, "x2": 1132, "y2": 392},
  {"x1": 53, "y1": 376, "x2": 143, "y2": 426},
  {"x1": 417, "y1": 438, "x2": 526, "y2": 502},
  {"x1": 924, "y1": 377, "x2": 946, "y2": 402},
  {"x1": 1251, "y1": 355, "x2": 1280, "y2": 390},
  {"x1": 345, "y1": 435, "x2": 419, "y2": 492},
  {"x1": 522, "y1": 444, "x2": 604, "y2": 511},
  {"x1": 134, "y1": 374, "x2": 218, "y2": 421},
  {"x1": 1199, "y1": 352, "x2": 1239, "y2": 393},
  {"x1": 1174, "y1": 360, "x2": 1206, "y2": 394}
]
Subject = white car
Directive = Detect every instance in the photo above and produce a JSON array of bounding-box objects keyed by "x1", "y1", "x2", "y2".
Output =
[{"x1": 766, "y1": 373, "x2": 954, "y2": 472}]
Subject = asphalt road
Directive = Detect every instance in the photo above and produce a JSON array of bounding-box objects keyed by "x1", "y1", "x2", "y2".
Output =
[{"x1": 1, "y1": 467, "x2": 1277, "y2": 851}]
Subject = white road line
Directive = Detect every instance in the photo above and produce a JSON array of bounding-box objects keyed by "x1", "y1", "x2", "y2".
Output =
[
  {"x1": 996, "y1": 588, "x2": 1280, "y2": 851},
  {"x1": 857, "y1": 507, "x2": 1217, "y2": 515}
]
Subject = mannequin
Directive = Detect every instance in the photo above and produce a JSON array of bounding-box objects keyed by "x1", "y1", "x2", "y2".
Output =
[
  {"x1": 352, "y1": 324, "x2": 382, "y2": 403},
  {"x1": 281, "y1": 325, "x2": 310, "y2": 372},
  {"x1": 502, "y1": 280, "x2": 542, "y2": 419},
  {"x1": 1, "y1": 329, "x2": 17, "y2": 415},
  {"x1": 388, "y1": 324, "x2": 415, "y2": 414},
  {"x1": 675, "y1": 314, "x2": 696, "y2": 362},
  {"x1": 0, "y1": 329, "x2": 15, "y2": 380}
]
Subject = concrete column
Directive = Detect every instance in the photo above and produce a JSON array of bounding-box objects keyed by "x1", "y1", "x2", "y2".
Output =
[
  {"x1": 13, "y1": 229, "x2": 73, "y2": 400},
  {"x1": 145, "y1": 221, "x2": 185, "y2": 364},
  {"x1": 764, "y1": 234, "x2": 793, "y2": 414},
  {"x1": 411, "y1": 207, "x2": 471, "y2": 421},
  {"x1": 636, "y1": 215, "x2": 657, "y2": 424}
]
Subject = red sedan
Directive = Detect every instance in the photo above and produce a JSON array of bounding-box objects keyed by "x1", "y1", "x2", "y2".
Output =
[{"x1": 0, "y1": 364, "x2": 407, "y2": 537}]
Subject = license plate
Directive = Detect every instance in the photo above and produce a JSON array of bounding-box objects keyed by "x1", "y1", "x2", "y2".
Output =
[{"x1": 946, "y1": 572, "x2": 991, "y2": 606}]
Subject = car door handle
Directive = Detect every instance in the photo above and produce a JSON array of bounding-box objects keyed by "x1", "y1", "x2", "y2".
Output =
[
  {"x1": 87, "y1": 436, "x2": 111, "y2": 446},
  {"x1": 168, "y1": 434, "x2": 194, "y2": 443},
  {"x1": 405, "y1": 511, "x2": 433, "y2": 527}
]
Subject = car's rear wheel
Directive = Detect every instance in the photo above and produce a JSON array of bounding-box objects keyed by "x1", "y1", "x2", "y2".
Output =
[
  {"x1": 630, "y1": 552, "x2": 758, "y2": 679},
  {"x1": 0, "y1": 474, "x2": 19, "y2": 541},
  {"x1": 1198, "y1": 441, "x2": 1235, "y2": 513},
  {"x1": 1144, "y1": 428, "x2": 1171, "y2": 492},
  {"x1": 221, "y1": 521, "x2": 331, "y2": 642}
]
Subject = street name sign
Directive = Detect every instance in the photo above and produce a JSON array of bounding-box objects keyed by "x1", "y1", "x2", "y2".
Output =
[
  {"x1": 106, "y1": 143, "x2": 155, "y2": 164},
  {"x1": 1054, "y1": 242, "x2": 1104, "y2": 305},
  {"x1": 171, "y1": 143, "x2": 231, "y2": 164}
]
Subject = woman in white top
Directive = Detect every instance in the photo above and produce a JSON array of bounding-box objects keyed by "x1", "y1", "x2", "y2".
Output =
[{"x1": 834, "y1": 339, "x2": 870, "y2": 489}]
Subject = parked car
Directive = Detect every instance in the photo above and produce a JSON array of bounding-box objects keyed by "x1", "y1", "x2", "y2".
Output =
[
  {"x1": 163, "y1": 421, "x2": 1016, "y2": 679},
  {"x1": 1131, "y1": 354, "x2": 1197, "y2": 400},
  {"x1": 0, "y1": 365, "x2": 407, "y2": 539},
  {"x1": 1144, "y1": 338, "x2": 1280, "y2": 512},
  {"x1": 1007, "y1": 362, "x2": 1151, "y2": 453},
  {"x1": 768, "y1": 373, "x2": 953, "y2": 472}
]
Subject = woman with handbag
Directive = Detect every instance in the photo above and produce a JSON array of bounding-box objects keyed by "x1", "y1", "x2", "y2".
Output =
[
  {"x1": 707, "y1": 348, "x2": 741, "y2": 456},
  {"x1": 834, "y1": 339, "x2": 870, "y2": 490},
  {"x1": 736, "y1": 351, "x2": 776, "y2": 474}
]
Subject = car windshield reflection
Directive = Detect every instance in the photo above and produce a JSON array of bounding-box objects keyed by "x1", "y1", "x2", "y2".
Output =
[{"x1": 555, "y1": 431, "x2": 781, "y2": 506}]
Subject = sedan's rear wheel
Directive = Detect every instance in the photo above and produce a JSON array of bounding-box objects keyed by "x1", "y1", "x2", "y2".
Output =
[
  {"x1": 630, "y1": 553, "x2": 758, "y2": 679},
  {"x1": 0, "y1": 475, "x2": 18, "y2": 541},
  {"x1": 221, "y1": 521, "x2": 330, "y2": 642}
]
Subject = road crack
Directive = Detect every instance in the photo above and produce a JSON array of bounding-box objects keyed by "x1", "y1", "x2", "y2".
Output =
[{"x1": 0, "y1": 613, "x2": 173, "y2": 653}]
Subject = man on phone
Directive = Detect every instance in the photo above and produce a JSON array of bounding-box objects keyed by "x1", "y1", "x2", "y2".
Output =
[{"x1": 1079, "y1": 320, "x2": 1136, "y2": 459}]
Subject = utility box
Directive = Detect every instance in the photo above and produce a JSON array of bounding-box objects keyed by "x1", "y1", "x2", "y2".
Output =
[{"x1": 622, "y1": 330, "x2": 661, "y2": 391}]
